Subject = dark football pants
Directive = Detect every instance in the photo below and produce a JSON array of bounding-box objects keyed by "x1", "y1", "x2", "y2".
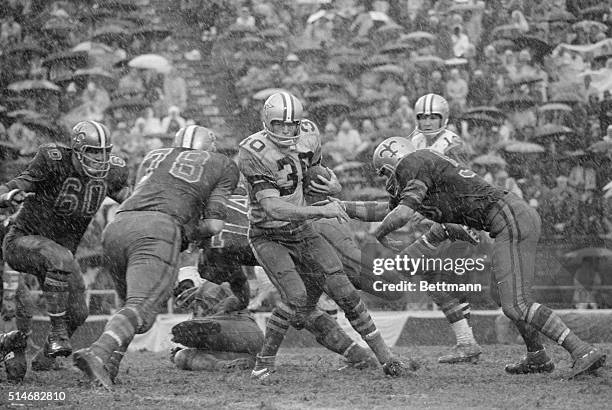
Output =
[
  {"x1": 249, "y1": 223, "x2": 342, "y2": 324},
  {"x1": 487, "y1": 193, "x2": 541, "y2": 322},
  {"x1": 312, "y1": 218, "x2": 405, "y2": 301},
  {"x1": 103, "y1": 211, "x2": 182, "y2": 333},
  {"x1": 3, "y1": 230, "x2": 88, "y2": 333}
]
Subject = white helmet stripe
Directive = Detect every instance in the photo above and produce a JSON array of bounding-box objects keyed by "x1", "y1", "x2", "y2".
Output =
[
  {"x1": 184, "y1": 125, "x2": 196, "y2": 148},
  {"x1": 91, "y1": 120, "x2": 106, "y2": 147},
  {"x1": 281, "y1": 91, "x2": 293, "y2": 122}
]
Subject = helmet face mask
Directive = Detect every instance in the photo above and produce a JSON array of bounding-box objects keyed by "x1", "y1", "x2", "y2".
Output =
[
  {"x1": 71, "y1": 120, "x2": 112, "y2": 179},
  {"x1": 262, "y1": 92, "x2": 303, "y2": 147},
  {"x1": 414, "y1": 94, "x2": 449, "y2": 137},
  {"x1": 174, "y1": 125, "x2": 217, "y2": 152},
  {"x1": 372, "y1": 137, "x2": 415, "y2": 177}
]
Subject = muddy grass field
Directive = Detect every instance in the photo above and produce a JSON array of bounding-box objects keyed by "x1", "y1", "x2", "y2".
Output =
[{"x1": 1, "y1": 344, "x2": 611, "y2": 409}]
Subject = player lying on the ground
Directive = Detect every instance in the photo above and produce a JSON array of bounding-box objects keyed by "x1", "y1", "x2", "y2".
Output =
[
  {"x1": 0, "y1": 121, "x2": 130, "y2": 381},
  {"x1": 323, "y1": 137, "x2": 606, "y2": 378},
  {"x1": 239, "y1": 92, "x2": 412, "y2": 380},
  {"x1": 72, "y1": 125, "x2": 239, "y2": 389},
  {"x1": 170, "y1": 270, "x2": 263, "y2": 371}
]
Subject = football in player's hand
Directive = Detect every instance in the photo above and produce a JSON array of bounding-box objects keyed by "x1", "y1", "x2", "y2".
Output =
[{"x1": 303, "y1": 165, "x2": 331, "y2": 193}]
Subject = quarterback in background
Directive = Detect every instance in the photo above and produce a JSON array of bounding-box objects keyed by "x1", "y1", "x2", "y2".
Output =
[
  {"x1": 239, "y1": 92, "x2": 410, "y2": 380},
  {"x1": 0, "y1": 120, "x2": 130, "y2": 381}
]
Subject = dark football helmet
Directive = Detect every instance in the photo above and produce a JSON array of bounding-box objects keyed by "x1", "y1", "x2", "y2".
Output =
[{"x1": 71, "y1": 120, "x2": 113, "y2": 179}]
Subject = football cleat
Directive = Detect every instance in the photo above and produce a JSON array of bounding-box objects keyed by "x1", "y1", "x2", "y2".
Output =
[
  {"x1": 505, "y1": 350, "x2": 555, "y2": 374},
  {"x1": 73, "y1": 348, "x2": 113, "y2": 390},
  {"x1": 438, "y1": 343, "x2": 482, "y2": 364},
  {"x1": 569, "y1": 347, "x2": 606, "y2": 378},
  {"x1": 382, "y1": 357, "x2": 418, "y2": 377},
  {"x1": 31, "y1": 345, "x2": 60, "y2": 371},
  {"x1": 105, "y1": 349, "x2": 126, "y2": 382},
  {"x1": 250, "y1": 367, "x2": 274, "y2": 383},
  {"x1": 46, "y1": 331, "x2": 72, "y2": 358}
]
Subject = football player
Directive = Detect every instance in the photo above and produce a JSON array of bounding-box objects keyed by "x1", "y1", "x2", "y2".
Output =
[
  {"x1": 409, "y1": 93, "x2": 549, "y2": 370},
  {"x1": 239, "y1": 92, "x2": 409, "y2": 380},
  {"x1": 343, "y1": 137, "x2": 606, "y2": 378},
  {"x1": 0, "y1": 120, "x2": 130, "y2": 380},
  {"x1": 72, "y1": 125, "x2": 239, "y2": 389},
  {"x1": 407, "y1": 93, "x2": 482, "y2": 363}
]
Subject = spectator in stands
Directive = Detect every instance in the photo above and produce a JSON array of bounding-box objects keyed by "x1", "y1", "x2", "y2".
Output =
[
  {"x1": 161, "y1": 106, "x2": 186, "y2": 134},
  {"x1": 446, "y1": 68, "x2": 468, "y2": 113},
  {"x1": 513, "y1": 50, "x2": 538, "y2": 81},
  {"x1": 139, "y1": 107, "x2": 163, "y2": 134},
  {"x1": 523, "y1": 173, "x2": 550, "y2": 209},
  {"x1": 428, "y1": 70, "x2": 445, "y2": 96},
  {"x1": 163, "y1": 67, "x2": 188, "y2": 112},
  {"x1": 282, "y1": 53, "x2": 309, "y2": 93},
  {"x1": 235, "y1": 5, "x2": 256, "y2": 28},
  {"x1": 7, "y1": 118, "x2": 37, "y2": 155},
  {"x1": 303, "y1": 8, "x2": 335, "y2": 46},
  {"x1": 81, "y1": 81, "x2": 111, "y2": 121},
  {"x1": 451, "y1": 23, "x2": 471, "y2": 58},
  {"x1": 467, "y1": 69, "x2": 495, "y2": 106},
  {"x1": 335, "y1": 119, "x2": 362, "y2": 156},
  {"x1": 494, "y1": 169, "x2": 523, "y2": 198},
  {"x1": 130, "y1": 118, "x2": 147, "y2": 137},
  {"x1": 509, "y1": 9, "x2": 529, "y2": 33},
  {"x1": 390, "y1": 95, "x2": 415, "y2": 131},
  {"x1": 542, "y1": 175, "x2": 576, "y2": 237},
  {"x1": 0, "y1": 14, "x2": 21, "y2": 46},
  {"x1": 351, "y1": 0, "x2": 395, "y2": 38},
  {"x1": 119, "y1": 68, "x2": 145, "y2": 94}
]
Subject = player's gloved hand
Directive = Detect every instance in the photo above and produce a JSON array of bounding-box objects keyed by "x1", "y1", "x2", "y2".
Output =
[
  {"x1": 377, "y1": 236, "x2": 404, "y2": 252},
  {"x1": 213, "y1": 296, "x2": 242, "y2": 314},
  {"x1": 440, "y1": 223, "x2": 480, "y2": 245},
  {"x1": 0, "y1": 189, "x2": 33, "y2": 208},
  {"x1": 318, "y1": 201, "x2": 350, "y2": 223},
  {"x1": 309, "y1": 168, "x2": 342, "y2": 195}
]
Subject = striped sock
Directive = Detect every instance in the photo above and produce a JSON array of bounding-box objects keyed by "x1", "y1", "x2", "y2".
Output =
[
  {"x1": 91, "y1": 307, "x2": 140, "y2": 361},
  {"x1": 526, "y1": 303, "x2": 586, "y2": 354},
  {"x1": 260, "y1": 306, "x2": 291, "y2": 357}
]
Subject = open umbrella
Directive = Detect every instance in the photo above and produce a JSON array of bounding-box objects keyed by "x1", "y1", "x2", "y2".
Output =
[
  {"x1": 533, "y1": 124, "x2": 574, "y2": 140},
  {"x1": 7, "y1": 80, "x2": 61, "y2": 94},
  {"x1": 466, "y1": 106, "x2": 506, "y2": 119},
  {"x1": 21, "y1": 117, "x2": 63, "y2": 138},
  {"x1": 495, "y1": 95, "x2": 537, "y2": 111},
  {"x1": 563, "y1": 247, "x2": 612, "y2": 261},
  {"x1": 4, "y1": 43, "x2": 48, "y2": 58},
  {"x1": 491, "y1": 24, "x2": 521, "y2": 40},
  {"x1": 461, "y1": 113, "x2": 504, "y2": 126},
  {"x1": 105, "y1": 98, "x2": 150, "y2": 114},
  {"x1": 512, "y1": 35, "x2": 552, "y2": 60},
  {"x1": 259, "y1": 28, "x2": 286, "y2": 39},
  {"x1": 509, "y1": 75, "x2": 544, "y2": 88},
  {"x1": 412, "y1": 55, "x2": 445, "y2": 69},
  {"x1": 131, "y1": 26, "x2": 172, "y2": 42},
  {"x1": 310, "y1": 98, "x2": 351, "y2": 113},
  {"x1": 72, "y1": 41, "x2": 114, "y2": 54},
  {"x1": 42, "y1": 17, "x2": 73, "y2": 35},
  {"x1": 504, "y1": 141, "x2": 546, "y2": 153},
  {"x1": 71, "y1": 68, "x2": 117, "y2": 91},
  {"x1": 380, "y1": 42, "x2": 413, "y2": 54},
  {"x1": 99, "y1": 0, "x2": 139, "y2": 11},
  {"x1": 303, "y1": 74, "x2": 343, "y2": 88},
  {"x1": 128, "y1": 54, "x2": 172, "y2": 74},
  {"x1": 400, "y1": 31, "x2": 436, "y2": 43},
  {"x1": 445, "y1": 57, "x2": 468, "y2": 67},
  {"x1": 371, "y1": 64, "x2": 404, "y2": 79},
  {"x1": 7, "y1": 109, "x2": 42, "y2": 119},
  {"x1": 538, "y1": 103, "x2": 573, "y2": 113},
  {"x1": 580, "y1": 5, "x2": 610, "y2": 21},
  {"x1": 547, "y1": 10, "x2": 576, "y2": 23},
  {"x1": 227, "y1": 23, "x2": 257, "y2": 35},
  {"x1": 549, "y1": 92, "x2": 584, "y2": 105},
  {"x1": 252, "y1": 88, "x2": 289, "y2": 100},
  {"x1": 362, "y1": 54, "x2": 393, "y2": 68},
  {"x1": 42, "y1": 51, "x2": 89, "y2": 70},
  {"x1": 587, "y1": 140, "x2": 612, "y2": 153},
  {"x1": 472, "y1": 154, "x2": 506, "y2": 166},
  {"x1": 240, "y1": 35, "x2": 266, "y2": 49},
  {"x1": 92, "y1": 25, "x2": 132, "y2": 45},
  {"x1": 572, "y1": 20, "x2": 607, "y2": 32},
  {"x1": 294, "y1": 44, "x2": 327, "y2": 61}
]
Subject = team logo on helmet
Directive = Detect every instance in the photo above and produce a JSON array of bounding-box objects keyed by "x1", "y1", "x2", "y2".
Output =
[
  {"x1": 373, "y1": 137, "x2": 415, "y2": 176},
  {"x1": 262, "y1": 92, "x2": 304, "y2": 147},
  {"x1": 71, "y1": 120, "x2": 113, "y2": 179}
]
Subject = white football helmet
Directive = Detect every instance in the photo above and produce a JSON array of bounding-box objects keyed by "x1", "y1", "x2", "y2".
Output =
[
  {"x1": 414, "y1": 93, "x2": 449, "y2": 137},
  {"x1": 174, "y1": 125, "x2": 217, "y2": 151},
  {"x1": 262, "y1": 91, "x2": 303, "y2": 147},
  {"x1": 372, "y1": 137, "x2": 415, "y2": 176}
]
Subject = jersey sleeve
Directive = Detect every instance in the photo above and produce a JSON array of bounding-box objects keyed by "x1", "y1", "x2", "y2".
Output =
[
  {"x1": 4, "y1": 147, "x2": 52, "y2": 191},
  {"x1": 394, "y1": 152, "x2": 433, "y2": 210},
  {"x1": 106, "y1": 156, "x2": 130, "y2": 198},
  {"x1": 238, "y1": 147, "x2": 280, "y2": 202},
  {"x1": 204, "y1": 158, "x2": 240, "y2": 220}
]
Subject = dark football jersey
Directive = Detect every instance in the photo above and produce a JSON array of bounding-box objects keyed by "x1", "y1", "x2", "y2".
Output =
[
  {"x1": 390, "y1": 149, "x2": 505, "y2": 231},
  {"x1": 5, "y1": 144, "x2": 128, "y2": 250},
  {"x1": 118, "y1": 147, "x2": 239, "y2": 228}
]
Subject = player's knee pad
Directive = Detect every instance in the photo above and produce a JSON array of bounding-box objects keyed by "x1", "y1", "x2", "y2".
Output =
[
  {"x1": 305, "y1": 310, "x2": 352, "y2": 354},
  {"x1": 42, "y1": 270, "x2": 70, "y2": 292},
  {"x1": 39, "y1": 244, "x2": 78, "y2": 274},
  {"x1": 325, "y1": 275, "x2": 360, "y2": 310},
  {"x1": 267, "y1": 304, "x2": 292, "y2": 334}
]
